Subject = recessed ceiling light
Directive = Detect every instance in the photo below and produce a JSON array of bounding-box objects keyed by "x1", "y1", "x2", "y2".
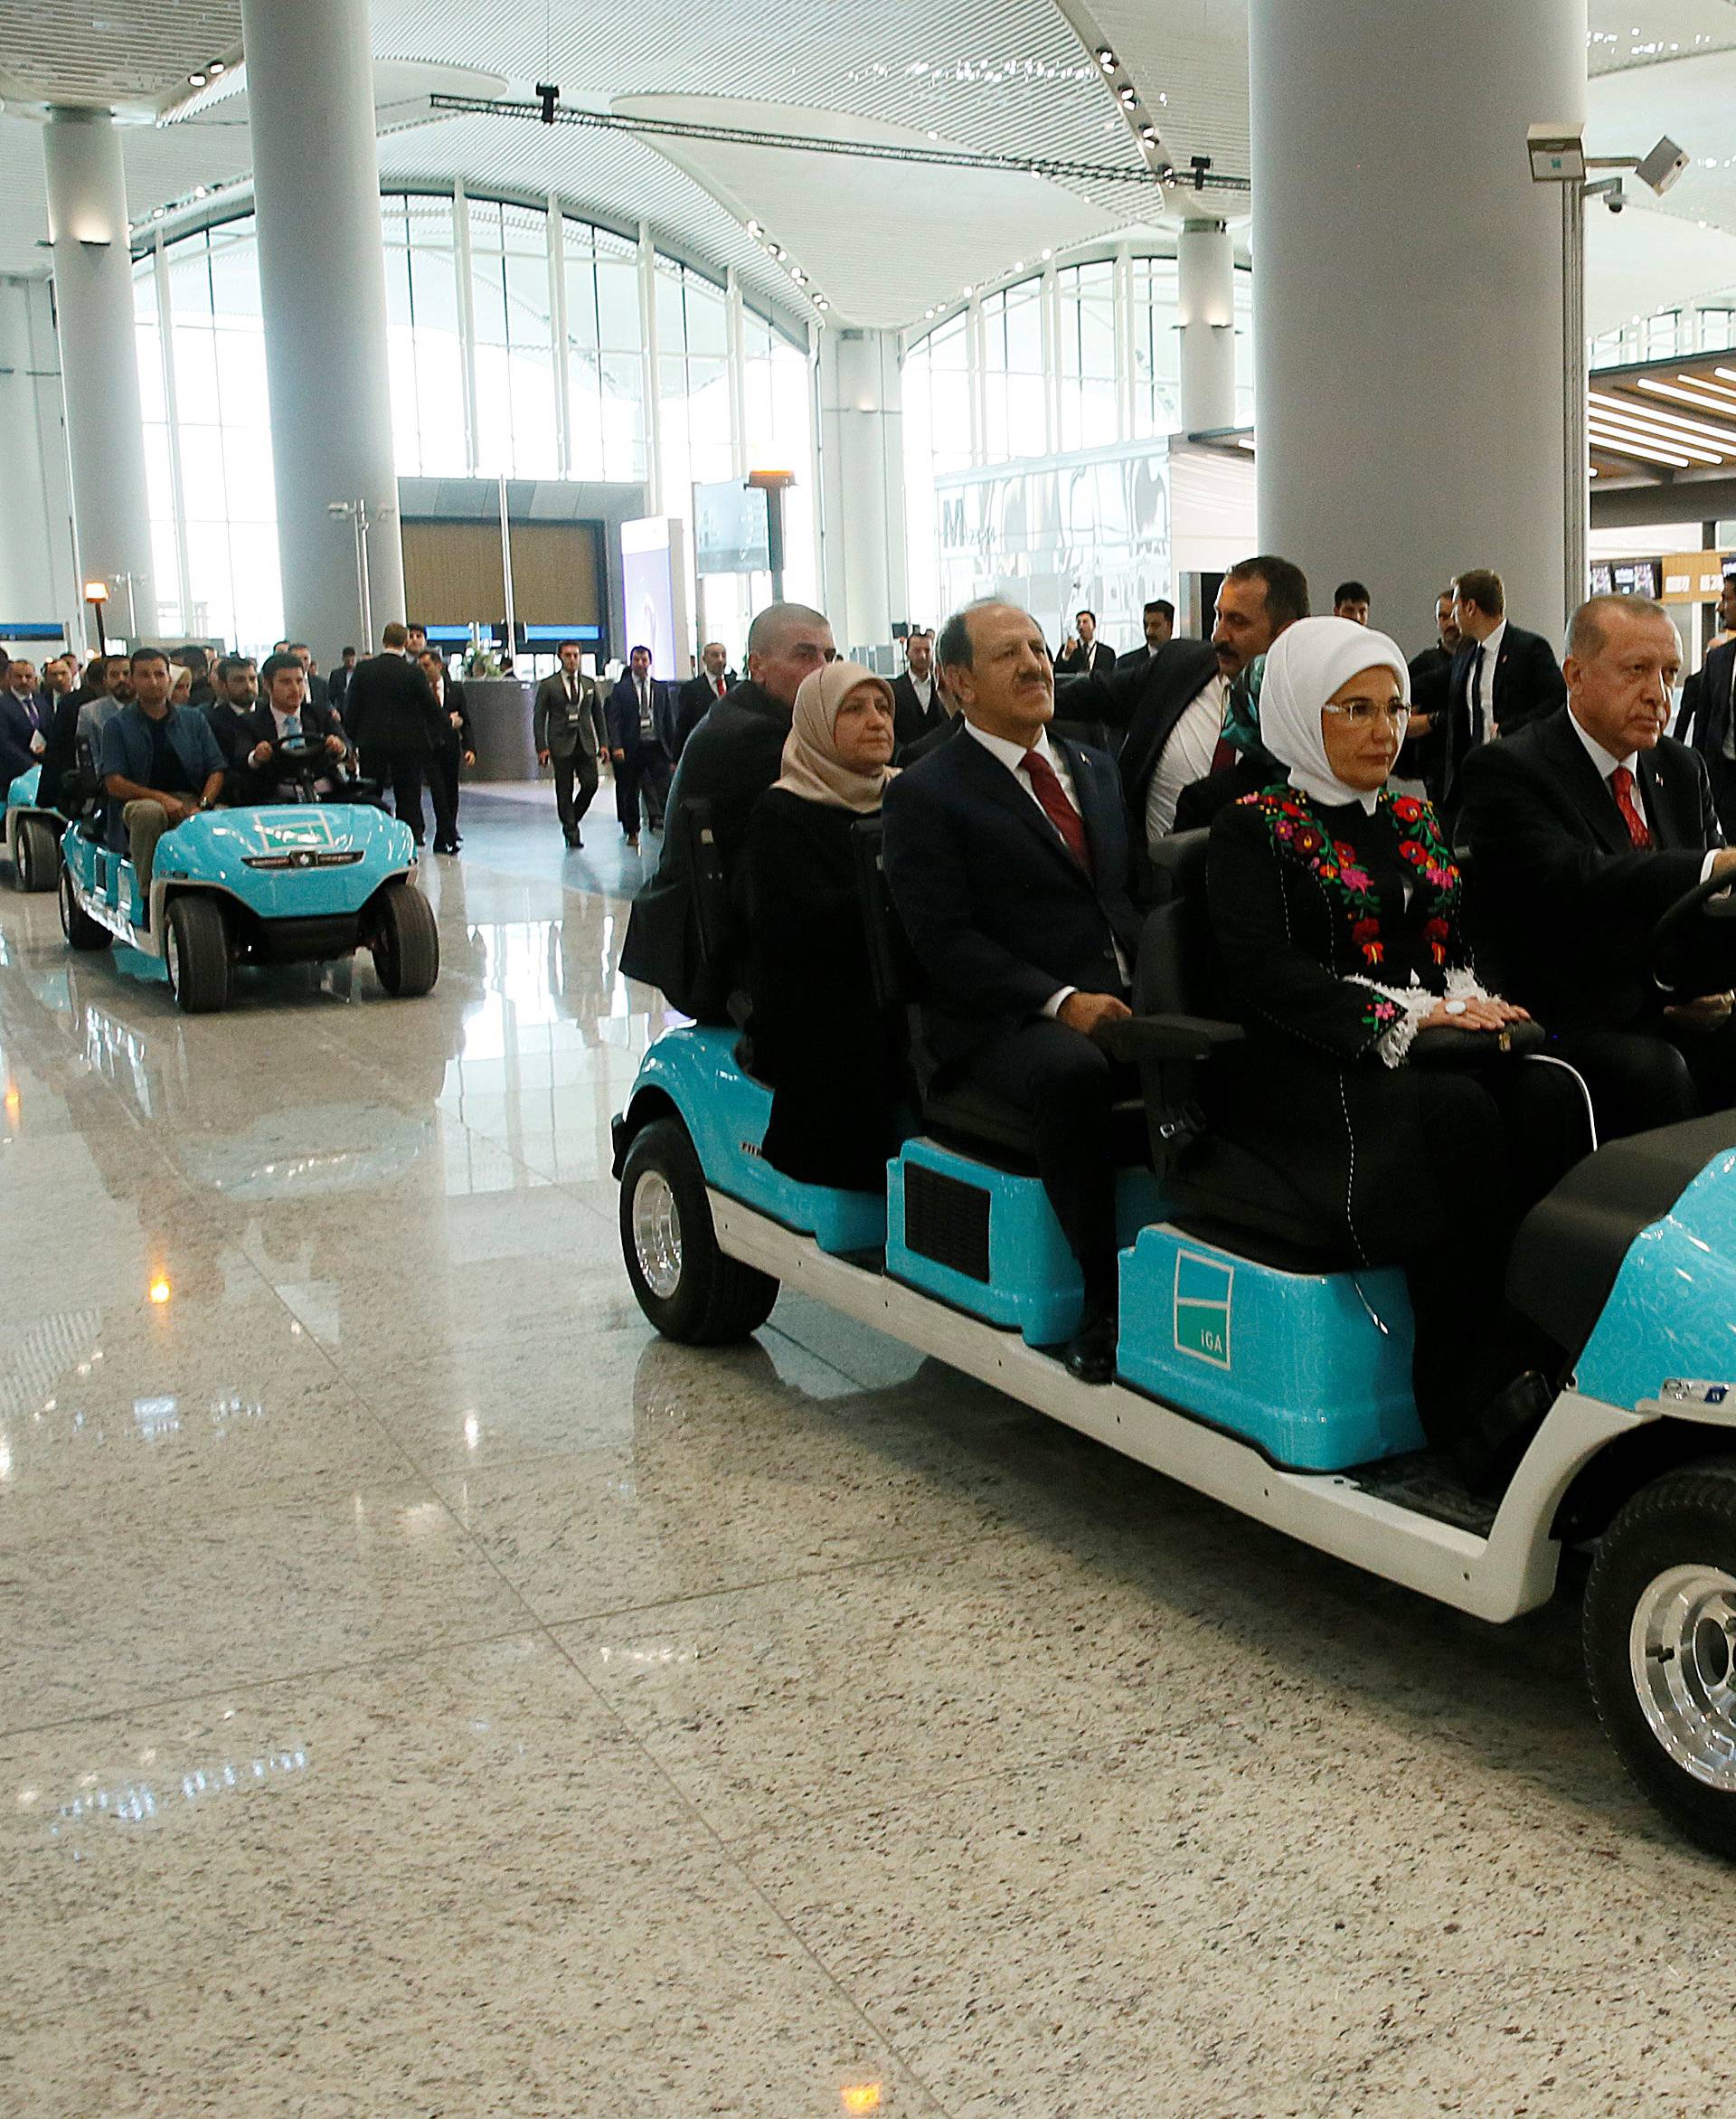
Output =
[
  {"x1": 746, "y1": 218, "x2": 762, "y2": 235},
  {"x1": 1118, "y1": 86, "x2": 1137, "y2": 106},
  {"x1": 208, "y1": 58, "x2": 225, "y2": 74},
  {"x1": 1097, "y1": 48, "x2": 1116, "y2": 68},
  {"x1": 188, "y1": 71, "x2": 206, "y2": 86}
]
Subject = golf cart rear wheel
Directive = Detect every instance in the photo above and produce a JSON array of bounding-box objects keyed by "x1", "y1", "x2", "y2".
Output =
[
  {"x1": 15, "y1": 817, "x2": 56, "y2": 894},
  {"x1": 372, "y1": 880, "x2": 439, "y2": 997},
  {"x1": 165, "y1": 894, "x2": 231, "y2": 1014},
  {"x1": 619, "y1": 1116, "x2": 778, "y2": 1343},
  {"x1": 1584, "y1": 1457, "x2": 1736, "y2": 1858},
  {"x1": 58, "y1": 862, "x2": 110, "y2": 951}
]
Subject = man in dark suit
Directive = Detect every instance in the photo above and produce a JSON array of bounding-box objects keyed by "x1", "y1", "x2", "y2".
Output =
[
  {"x1": 328, "y1": 648, "x2": 358, "y2": 719},
  {"x1": 674, "y1": 641, "x2": 736, "y2": 760},
  {"x1": 1114, "y1": 553, "x2": 1307, "y2": 858},
  {"x1": 1462, "y1": 592, "x2": 1736, "y2": 1139},
  {"x1": 342, "y1": 622, "x2": 447, "y2": 846},
  {"x1": 1399, "y1": 590, "x2": 1460, "y2": 799},
  {"x1": 1676, "y1": 572, "x2": 1736, "y2": 832},
  {"x1": 418, "y1": 648, "x2": 476, "y2": 855},
  {"x1": 620, "y1": 601, "x2": 835, "y2": 1018},
  {"x1": 1113, "y1": 601, "x2": 1176, "y2": 681},
  {"x1": 889, "y1": 629, "x2": 946, "y2": 752},
  {"x1": 1442, "y1": 568, "x2": 1567, "y2": 814},
  {"x1": 533, "y1": 641, "x2": 608, "y2": 848},
  {"x1": 204, "y1": 656, "x2": 262, "y2": 771},
  {"x1": 1053, "y1": 609, "x2": 1116, "y2": 678},
  {"x1": 605, "y1": 646, "x2": 679, "y2": 852},
  {"x1": 0, "y1": 659, "x2": 43, "y2": 790},
  {"x1": 882, "y1": 599, "x2": 1145, "y2": 1386},
  {"x1": 227, "y1": 652, "x2": 353, "y2": 803}
]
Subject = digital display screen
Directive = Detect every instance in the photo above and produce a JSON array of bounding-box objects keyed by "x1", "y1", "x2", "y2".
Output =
[
  {"x1": 1612, "y1": 558, "x2": 1661, "y2": 598},
  {"x1": 693, "y1": 480, "x2": 770, "y2": 575}
]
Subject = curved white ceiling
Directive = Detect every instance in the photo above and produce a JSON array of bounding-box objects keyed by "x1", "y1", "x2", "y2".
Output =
[{"x1": 0, "y1": 0, "x2": 1733, "y2": 335}]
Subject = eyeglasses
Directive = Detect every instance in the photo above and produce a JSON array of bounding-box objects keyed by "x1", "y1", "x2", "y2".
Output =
[{"x1": 1320, "y1": 699, "x2": 1410, "y2": 728}]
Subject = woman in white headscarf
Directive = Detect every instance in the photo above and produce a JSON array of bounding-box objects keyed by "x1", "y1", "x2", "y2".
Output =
[
  {"x1": 1203, "y1": 618, "x2": 1584, "y2": 1485},
  {"x1": 744, "y1": 660, "x2": 902, "y2": 1191}
]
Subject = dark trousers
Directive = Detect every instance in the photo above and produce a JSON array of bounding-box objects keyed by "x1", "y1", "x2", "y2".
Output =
[
  {"x1": 1405, "y1": 1061, "x2": 1586, "y2": 1451},
  {"x1": 958, "y1": 1017, "x2": 1134, "y2": 1304},
  {"x1": 429, "y1": 747, "x2": 460, "y2": 847},
  {"x1": 365, "y1": 748, "x2": 428, "y2": 843},
  {"x1": 552, "y1": 746, "x2": 599, "y2": 835},
  {"x1": 1553, "y1": 1020, "x2": 1736, "y2": 1143},
  {"x1": 615, "y1": 741, "x2": 673, "y2": 837}
]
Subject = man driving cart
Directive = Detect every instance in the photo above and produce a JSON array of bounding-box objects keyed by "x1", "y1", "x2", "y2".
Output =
[{"x1": 229, "y1": 651, "x2": 356, "y2": 804}]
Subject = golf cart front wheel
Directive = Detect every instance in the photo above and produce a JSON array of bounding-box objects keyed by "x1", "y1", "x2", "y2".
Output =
[
  {"x1": 618, "y1": 1117, "x2": 778, "y2": 1343},
  {"x1": 372, "y1": 880, "x2": 439, "y2": 997},
  {"x1": 165, "y1": 894, "x2": 231, "y2": 1013},
  {"x1": 14, "y1": 817, "x2": 57, "y2": 894},
  {"x1": 58, "y1": 862, "x2": 110, "y2": 951},
  {"x1": 1584, "y1": 1456, "x2": 1736, "y2": 1858}
]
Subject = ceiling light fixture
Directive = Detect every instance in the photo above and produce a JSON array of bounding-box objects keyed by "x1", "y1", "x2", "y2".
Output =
[
  {"x1": 1587, "y1": 401, "x2": 1723, "y2": 453},
  {"x1": 187, "y1": 71, "x2": 206, "y2": 86},
  {"x1": 1097, "y1": 47, "x2": 1116, "y2": 68},
  {"x1": 208, "y1": 58, "x2": 226, "y2": 74},
  {"x1": 1599, "y1": 386, "x2": 1736, "y2": 449},
  {"x1": 1585, "y1": 426, "x2": 1694, "y2": 468},
  {"x1": 1634, "y1": 377, "x2": 1736, "y2": 430}
]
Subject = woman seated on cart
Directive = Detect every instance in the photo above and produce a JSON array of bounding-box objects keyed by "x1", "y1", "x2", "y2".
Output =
[
  {"x1": 743, "y1": 659, "x2": 903, "y2": 1192},
  {"x1": 1204, "y1": 617, "x2": 1587, "y2": 1488}
]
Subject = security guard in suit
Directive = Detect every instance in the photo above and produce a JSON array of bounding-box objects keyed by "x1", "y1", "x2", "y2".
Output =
[{"x1": 533, "y1": 639, "x2": 608, "y2": 847}]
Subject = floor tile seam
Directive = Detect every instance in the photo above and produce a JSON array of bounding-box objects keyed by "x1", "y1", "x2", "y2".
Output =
[
  {"x1": 514, "y1": 1607, "x2": 966, "y2": 2119},
  {"x1": 495, "y1": 1524, "x2": 1020, "y2": 1635},
  {"x1": 0, "y1": 1621, "x2": 552, "y2": 1742}
]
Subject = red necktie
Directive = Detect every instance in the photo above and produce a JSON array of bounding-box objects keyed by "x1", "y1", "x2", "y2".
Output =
[
  {"x1": 1023, "y1": 749, "x2": 1090, "y2": 873},
  {"x1": 715, "y1": 676, "x2": 726, "y2": 697},
  {"x1": 1610, "y1": 765, "x2": 1652, "y2": 849},
  {"x1": 1210, "y1": 735, "x2": 1237, "y2": 776}
]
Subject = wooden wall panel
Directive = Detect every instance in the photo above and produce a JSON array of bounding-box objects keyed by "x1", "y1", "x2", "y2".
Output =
[
  {"x1": 401, "y1": 522, "x2": 505, "y2": 627},
  {"x1": 400, "y1": 520, "x2": 604, "y2": 635},
  {"x1": 507, "y1": 524, "x2": 603, "y2": 626}
]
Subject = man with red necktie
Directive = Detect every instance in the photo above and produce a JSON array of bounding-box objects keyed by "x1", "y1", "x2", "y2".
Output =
[
  {"x1": 673, "y1": 640, "x2": 737, "y2": 762},
  {"x1": 1462, "y1": 591, "x2": 1736, "y2": 1140},
  {"x1": 882, "y1": 599, "x2": 1146, "y2": 1385}
]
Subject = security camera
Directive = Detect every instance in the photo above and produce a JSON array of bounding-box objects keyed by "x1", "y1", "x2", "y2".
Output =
[
  {"x1": 1606, "y1": 180, "x2": 1627, "y2": 214},
  {"x1": 1636, "y1": 136, "x2": 1689, "y2": 196}
]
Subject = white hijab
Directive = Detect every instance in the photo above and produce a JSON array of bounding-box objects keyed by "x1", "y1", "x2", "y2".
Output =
[{"x1": 1258, "y1": 617, "x2": 1410, "y2": 813}]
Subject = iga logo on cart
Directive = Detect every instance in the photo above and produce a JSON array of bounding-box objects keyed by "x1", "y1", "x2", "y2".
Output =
[{"x1": 1174, "y1": 1251, "x2": 1232, "y2": 1368}]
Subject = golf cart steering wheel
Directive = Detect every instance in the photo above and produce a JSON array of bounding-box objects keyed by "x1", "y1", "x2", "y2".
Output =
[
  {"x1": 271, "y1": 734, "x2": 343, "y2": 800},
  {"x1": 1648, "y1": 867, "x2": 1736, "y2": 1000}
]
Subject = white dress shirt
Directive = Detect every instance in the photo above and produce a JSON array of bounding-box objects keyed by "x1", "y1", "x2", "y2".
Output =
[
  {"x1": 963, "y1": 719, "x2": 1128, "y2": 1013},
  {"x1": 1467, "y1": 617, "x2": 1506, "y2": 742},
  {"x1": 1566, "y1": 705, "x2": 1721, "y2": 883},
  {"x1": 1145, "y1": 672, "x2": 1227, "y2": 848},
  {"x1": 908, "y1": 672, "x2": 934, "y2": 711}
]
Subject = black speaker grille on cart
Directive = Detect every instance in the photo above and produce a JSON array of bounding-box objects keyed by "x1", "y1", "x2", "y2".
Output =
[{"x1": 902, "y1": 1163, "x2": 992, "y2": 1282}]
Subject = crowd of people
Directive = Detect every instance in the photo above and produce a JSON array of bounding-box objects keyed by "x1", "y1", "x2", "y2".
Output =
[{"x1": 620, "y1": 563, "x2": 1736, "y2": 1493}]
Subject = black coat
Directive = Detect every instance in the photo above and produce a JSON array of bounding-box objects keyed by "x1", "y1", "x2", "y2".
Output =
[
  {"x1": 744, "y1": 790, "x2": 900, "y2": 1190},
  {"x1": 1458, "y1": 707, "x2": 1722, "y2": 1033},
  {"x1": 1054, "y1": 639, "x2": 1117, "y2": 677},
  {"x1": 1677, "y1": 639, "x2": 1736, "y2": 831},
  {"x1": 1401, "y1": 643, "x2": 1454, "y2": 798},
  {"x1": 344, "y1": 652, "x2": 445, "y2": 756},
  {"x1": 605, "y1": 676, "x2": 679, "y2": 758},
  {"x1": 882, "y1": 727, "x2": 1143, "y2": 1072},
  {"x1": 619, "y1": 680, "x2": 791, "y2": 1018},
  {"x1": 1207, "y1": 787, "x2": 1473, "y2": 1261},
  {"x1": 223, "y1": 696, "x2": 352, "y2": 802},
  {"x1": 1112, "y1": 638, "x2": 1221, "y2": 840},
  {"x1": 430, "y1": 679, "x2": 475, "y2": 758},
  {"x1": 675, "y1": 671, "x2": 731, "y2": 758},
  {"x1": 899, "y1": 714, "x2": 964, "y2": 766},
  {"x1": 1443, "y1": 623, "x2": 1566, "y2": 808},
  {"x1": 889, "y1": 672, "x2": 947, "y2": 752}
]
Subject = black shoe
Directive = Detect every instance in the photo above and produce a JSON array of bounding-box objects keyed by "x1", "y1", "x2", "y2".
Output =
[
  {"x1": 1452, "y1": 1370, "x2": 1554, "y2": 1498},
  {"x1": 564, "y1": 828, "x2": 580, "y2": 848},
  {"x1": 433, "y1": 839, "x2": 458, "y2": 856},
  {"x1": 1064, "y1": 1304, "x2": 1118, "y2": 1386}
]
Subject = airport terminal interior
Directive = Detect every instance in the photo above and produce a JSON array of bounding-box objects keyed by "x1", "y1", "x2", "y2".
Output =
[{"x1": 17, "y1": 2, "x2": 1736, "y2": 2113}]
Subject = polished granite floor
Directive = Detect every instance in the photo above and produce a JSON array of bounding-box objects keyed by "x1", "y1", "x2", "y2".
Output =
[{"x1": 2, "y1": 785, "x2": 1731, "y2": 2118}]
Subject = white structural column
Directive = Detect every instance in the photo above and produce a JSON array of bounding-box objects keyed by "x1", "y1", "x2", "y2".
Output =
[
  {"x1": 1249, "y1": 0, "x2": 1585, "y2": 638},
  {"x1": 239, "y1": 0, "x2": 405, "y2": 657},
  {"x1": 1177, "y1": 217, "x2": 1236, "y2": 436},
  {"x1": 42, "y1": 109, "x2": 156, "y2": 646},
  {"x1": 816, "y1": 328, "x2": 906, "y2": 648}
]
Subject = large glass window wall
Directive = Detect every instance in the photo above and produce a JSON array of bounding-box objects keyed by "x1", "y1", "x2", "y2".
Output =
[
  {"x1": 137, "y1": 194, "x2": 815, "y2": 656},
  {"x1": 900, "y1": 250, "x2": 1254, "y2": 623}
]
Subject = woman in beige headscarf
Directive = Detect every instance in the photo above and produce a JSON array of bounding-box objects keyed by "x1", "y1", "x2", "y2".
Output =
[{"x1": 745, "y1": 659, "x2": 901, "y2": 1190}]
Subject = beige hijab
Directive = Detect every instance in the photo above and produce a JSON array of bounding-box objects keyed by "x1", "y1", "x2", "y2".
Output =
[{"x1": 774, "y1": 659, "x2": 898, "y2": 814}]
